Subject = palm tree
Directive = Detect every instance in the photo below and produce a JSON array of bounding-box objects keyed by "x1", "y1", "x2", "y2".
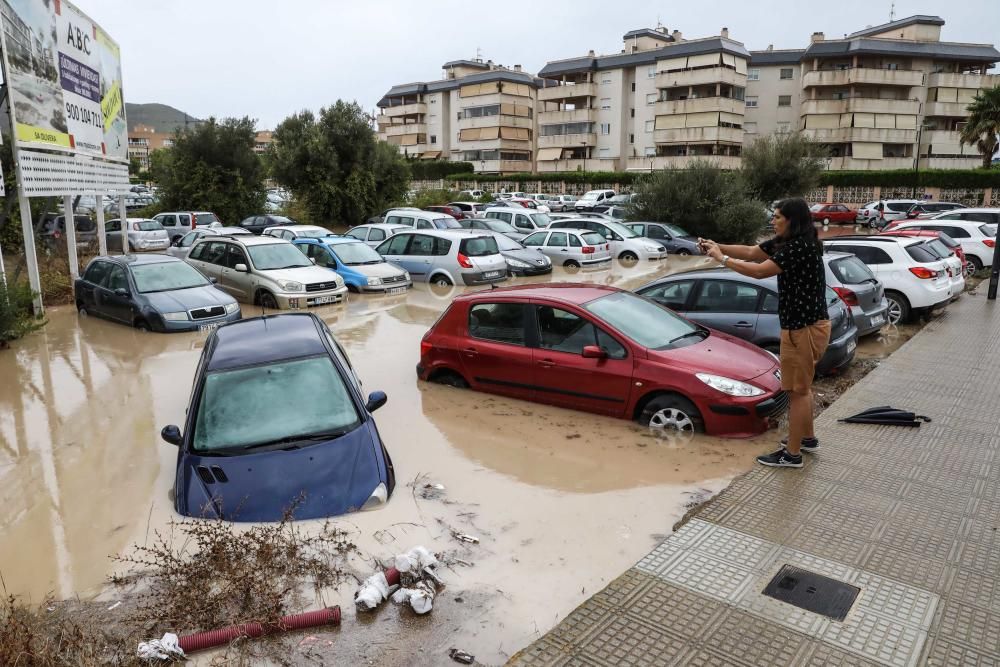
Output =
[{"x1": 960, "y1": 86, "x2": 1000, "y2": 169}]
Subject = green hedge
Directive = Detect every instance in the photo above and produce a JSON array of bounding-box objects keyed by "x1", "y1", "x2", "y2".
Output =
[
  {"x1": 819, "y1": 169, "x2": 1000, "y2": 188},
  {"x1": 408, "y1": 161, "x2": 475, "y2": 180}
]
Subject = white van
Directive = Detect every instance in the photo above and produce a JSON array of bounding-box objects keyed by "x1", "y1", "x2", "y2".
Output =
[{"x1": 574, "y1": 190, "x2": 617, "y2": 212}]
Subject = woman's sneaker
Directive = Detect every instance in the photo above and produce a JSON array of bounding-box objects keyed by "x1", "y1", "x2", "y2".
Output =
[
  {"x1": 780, "y1": 436, "x2": 819, "y2": 453},
  {"x1": 756, "y1": 448, "x2": 803, "y2": 468}
]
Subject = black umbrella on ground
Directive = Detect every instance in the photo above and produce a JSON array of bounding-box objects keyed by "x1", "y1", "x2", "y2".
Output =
[{"x1": 838, "y1": 406, "x2": 932, "y2": 427}]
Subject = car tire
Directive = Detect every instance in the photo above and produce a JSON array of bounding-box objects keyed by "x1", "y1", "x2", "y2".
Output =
[
  {"x1": 675, "y1": 249, "x2": 691, "y2": 256},
  {"x1": 968, "y1": 255, "x2": 984, "y2": 274},
  {"x1": 134, "y1": 318, "x2": 150, "y2": 332},
  {"x1": 259, "y1": 291, "x2": 279, "y2": 309},
  {"x1": 884, "y1": 290, "x2": 910, "y2": 325},
  {"x1": 822, "y1": 217, "x2": 831, "y2": 226},
  {"x1": 619, "y1": 251, "x2": 639, "y2": 265},
  {"x1": 963, "y1": 260, "x2": 976, "y2": 278},
  {"x1": 867, "y1": 218, "x2": 878, "y2": 229},
  {"x1": 77, "y1": 301, "x2": 88, "y2": 317},
  {"x1": 640, "y1": 394, "x2": 703, "y2": 434},
  {"x1": 430, "y1": 370, "x2": 469, "y2": 389},
  {"x1": 563, "y1": 260, "x2": 581, "y2": 269},
  {"x1": 432, "y1": 275, "x2": 453, "y2": 287}
]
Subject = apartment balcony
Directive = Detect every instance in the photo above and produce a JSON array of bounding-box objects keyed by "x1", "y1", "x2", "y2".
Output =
[
  {"x1": 457, "y1": 115, "x2": 534, "y2": 129},
  {"x1": 625, "y1": 155, "x2": 742, "y2": 171},
  {"x1": 924, "y1": 101, "x2": 971, "y2": 117},
  {"x1": 478, "y1": 160, "x2": 534, "y2": 174},
  {"x1": 537, "y1": 108, "x2": 595, "y2": 124},
  {"x1": 654, "y1": 97, "x2": 744, "y2": 116},
  {"x1": 802, "y1": 127, "x2": 916, "y2": 143},
  {"x1": 538, "y1": 83, "x2": 597, "y2": 102},
  {"x1": 927, "y1": 72, "x2": 1000, "y2": 90},
  {"x1": 657, "y1": 67, "x2": 744, "y2": 89},
  {"x1": 802, "y1": 68, "x2": 924, "y2": 88},
  {"x1": 653, "y1": 126, "x2": 744, "y2": 144},
  {"x1": 382, "y1": 102, "x2": 427, "y2": 117},
  {"x1": 800, "y1": 98, "x2": 921, "y2": 115},
  {"x1": 382, "y1": 123, "x2": 427, "y2": 137},
  {"x1": 455, "y1": 139, "x2": 533, "y2": 152},
  {"x1": 827, "y1": 156, "x2": 914, "y2": 170},
  {"x1": 536, "y1": 158, "x2": 619, "y2": 173},
  {"x1": 918, "y1": 156, "x2": 984, "y2": 169},
  {"x1": 538, "y1": 133, "x2": 598, "y2": 148}
]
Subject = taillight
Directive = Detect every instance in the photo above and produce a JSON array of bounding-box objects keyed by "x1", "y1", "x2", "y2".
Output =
[
  {"x1": 457, "y1": 252, "x2": 473, "y2": 268},
  {"x1": 420, "y1": 340, "x2": 432, "y2": 357},
  {"x1": 984, "y1": 239, "x2": 995, "y2": 248},
  {"x1": 909, "y1": 266, "x2": 938, "y2": 279},
  {"x1": 582, "y1": 246, "x2": 595, "y2": 254},
  {"x1": 832, "y1": 286, "x2": 858, "y2": 307},
  {"x1": 191, "y1": 216, "x2": 197, "y2": 229}
]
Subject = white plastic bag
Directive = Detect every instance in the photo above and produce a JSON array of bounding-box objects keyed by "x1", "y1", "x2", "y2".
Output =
[
  {"x1": 137, "y1": 632, "x2": 185, "y2": 661},
  {"x1": 354, "y1": 571, "x2": 390, "y2": 611}
]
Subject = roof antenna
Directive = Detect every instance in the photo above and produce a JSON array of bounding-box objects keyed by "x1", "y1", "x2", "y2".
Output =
[{"x1": 889, "y1": 1, "x2": 896, "y2": 22}]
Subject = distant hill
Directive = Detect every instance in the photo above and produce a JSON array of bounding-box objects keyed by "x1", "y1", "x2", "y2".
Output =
[{"x1": 126, "y1": 103, "x2": 202, "y2": 133}]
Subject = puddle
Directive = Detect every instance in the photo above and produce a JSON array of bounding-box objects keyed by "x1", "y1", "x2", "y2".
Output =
[{"x1": 0, "y1": 255, "x2": 789, "y2": 663}]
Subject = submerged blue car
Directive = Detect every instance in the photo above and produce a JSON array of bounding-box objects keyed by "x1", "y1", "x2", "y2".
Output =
[
  {"x1": 292, "y1": 237, "x2": 412, "y2": 293},
  {"x1": 160, "y1": 313, "x2": 395, "y2": 521}
]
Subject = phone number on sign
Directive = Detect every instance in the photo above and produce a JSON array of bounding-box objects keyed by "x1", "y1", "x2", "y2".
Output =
[{"x1": 65, "y1": 103, "x2": 103, "y2": 129}]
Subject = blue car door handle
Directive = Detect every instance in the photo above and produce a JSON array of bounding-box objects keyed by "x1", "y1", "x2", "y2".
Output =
[{"x1": 734, "y1": 321, "x2": 754, "y2": 328}]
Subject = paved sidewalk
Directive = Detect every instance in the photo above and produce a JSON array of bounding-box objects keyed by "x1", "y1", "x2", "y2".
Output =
[{"x1": 511, "y1": 292, "x2": 1000, "y2": 667}]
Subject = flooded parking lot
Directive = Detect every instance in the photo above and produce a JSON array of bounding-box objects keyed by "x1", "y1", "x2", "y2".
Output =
[{"x1": 0, "y1": 254, "x2": 915, "y2": 664}]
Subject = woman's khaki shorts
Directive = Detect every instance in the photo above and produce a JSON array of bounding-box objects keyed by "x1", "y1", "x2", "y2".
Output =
[{"x1": 779, "y1": 320, "x2": 832, "y2": 393}]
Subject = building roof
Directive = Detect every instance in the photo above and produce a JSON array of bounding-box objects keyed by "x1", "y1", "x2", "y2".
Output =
[
  {"x1": 749, "y1": 49, "x2": 807, "y2": 65},
  {"x1": 539, "y1": 37, "x2": 752, "y2": 78},
  {"x1": 848, "y1": 14, "x2": 945, "y2": 39},
  {"x1": 442, "y1": 59, "x2": 491, "y2": 70},
  {"x1": 378, "y1": 70, "x2": 546, "y2": 107},
  {"x1": 622, "y1": 28, "x2": 674, "y2": 43},
  {"x1": 803, "y1": 38, "x2": 1000, "y2": 62}
]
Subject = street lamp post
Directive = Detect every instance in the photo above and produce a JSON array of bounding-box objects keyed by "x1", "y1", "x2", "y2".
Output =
[
  {"x1": 581, "y1": 141, "x2": 587, "y2": 173},
  {"x1": 912, "y1": 122, "x2": 930, "y2": 199}
]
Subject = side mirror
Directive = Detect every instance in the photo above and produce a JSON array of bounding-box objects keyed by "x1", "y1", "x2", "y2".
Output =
[
  {"x1": 161, "y1": 425, "x2": 182, "y2": 446},
  {"x1": 114, "y1": 287, "x2": 128, "y2": 297},
  {"x1": 907, "y1": 212, "x2": 918, "y2": 218},
  {"x1": 171, "y1": 238, "x2": 181, "y2": 246},
  {"x1": 209, "y1": 277, "x2": 218, "y2": 284},
  {"x1": 366, "y1": 390, "x2": 388, "y2": 413},
  {"x1": 581, "y1": 345, "x2": 606, "y2": 359},
  {"x1": 310, "y1": 257, "x2": 317, "y2": 264},
  {"x1": 234, "y1": 263, "x2": 249, "y2": 272}
]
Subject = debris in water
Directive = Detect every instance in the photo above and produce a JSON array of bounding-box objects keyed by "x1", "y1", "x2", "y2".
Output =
[
  {"x1": 449, "y1": 648, "x2": 475, "y2": 664},
  {"x1": 355, "y1": 572, "x2": 392, "y2": 612},
  {"x1": 107, "y1": 600, "x2": 122, "y2": 611},
  {"x1": 452, "y1": 532, "x2": 479, "y2": 544},
  {"x1": 392, "y1": 580, "x2": 436, "y2": 614},
  {"x1": 424, "y1": 483, "x2": 446, "y2": 491},
  {"x1": 137, "y1": 632, "x2": 185, "y2": 662}
]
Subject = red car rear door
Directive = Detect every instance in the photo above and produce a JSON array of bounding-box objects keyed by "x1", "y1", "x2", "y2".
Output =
[{"x1": 460, "y1": 301, "x2": 536, "y2": 402}]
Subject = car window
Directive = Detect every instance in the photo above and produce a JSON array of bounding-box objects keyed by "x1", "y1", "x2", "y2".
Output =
[
  {"x1": 159, "y1": 215, "x2": 176, "y2": 227},
  {"x1": 568, "y1": 234, "x2": 582, "y2": 247},
  {"x1": 829, "y1": 256, "x2": 875, "y2": 284},
  {"x1": 979, "y1": 223, "x2": 997, "y2": 237},
  {"x1": 195, "y1": 213, "x2": 219, "y2": 226},
  {"x1": 408, "y1": 235, "x2": 436, "y2": 256},
  {"x1": 906, "y1": 243, "x2": 939, "y2": 263},
  {"x1": 627, "y1": 224, "x2": 644, "y2": 235},
  {"x1": 547, "y1": 232, "x2": 568, "y2": 247},
  {"x1": 433, "y1": 218, "x2": 461, "y2": 229},
  {"x1": 415, "y1": 220, "x2": 432, "y2": 229},
  {"x1": 536, "y1": 306, "x2": 599, "y2": 355},
  {"x1": 887, "y1": 203, "x2": 913, "y2": 212},
  {"x1": 346, "y1": 228, "x2": 367, "y2": 242},
  {"x1": 225, "y1": 244, "x2": 248, "y2": 269},
  {"x1": 136, "y1": 220, "x2": 163, "y2": 231},
  {"x1": 459, "y1": 236, "x2": 496, "y2": 257},
  {"x1": 83, "y1": 260, "x2": 111, "y2": 285},
  {"x1": 638, "y1": 280, "x2": 694, "y2": 310},
  {"x1": 645, "y1": 225, "x2": 667, "y2": 240},
  {"x1": 522, "y1": 232, "x2": 546, "y2": 247},
  {"x1": 105, "y1": 265, "x2": 128, "y2": 291},
  {"x1": 925, "y1": 224, "x2": 970, "y2": 238},
  {"x1": 178, "y1": 214, "x2": 191, "y2": 225},
  {"x1": 369, "y1": 228, "x2": 386, "y2": 241},
  {"x1": 313, "y1": 246, "x2": 337, "y2": 268},
  {"x1": 924, "y1": 239, "x2": 951, "y2": 258},
  {"x1": 179, "y1": 232, "x2": 201, "y2": 248},
  {"x1": 200, "y1": 241, "x2": 228, "y2": 266},
  {"x1": 581, "y1": 232, "x2": 606, "y2": 246},
  {"x1": 692, "y1": 280, "x2": 762, "y2": 313},
  {"x1": 469, "y1": 303, "x2": 526, "y2": 346},
  {"x1": 964, "y1": 212, "x2": 993, "y2": 223},
  {"x1": 382, "y1": 234, "x2": 411, "y2": 255},
  {"x1": 595, "y1": 329, "x2": 627, "y2": 359},
  {"x1": 761, "y1": 292, "x2": 779, "y2": 313}
]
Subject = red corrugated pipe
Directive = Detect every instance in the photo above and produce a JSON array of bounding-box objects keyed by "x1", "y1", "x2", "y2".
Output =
[{"x1": 177, "y1": 606, "x2": 341, "y2": 654}]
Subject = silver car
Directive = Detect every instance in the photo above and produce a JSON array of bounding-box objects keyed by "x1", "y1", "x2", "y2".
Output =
[
  {"x1": 483, "y1": 207, "x2": 552, "y2": 234},
  {"x1": 375, "y1": 230, "x2": 508, "y2": 287},
  {"x1": 548, "y1": 218, "x2": 667, "y2": 262},
  {"x1": 263, "y1": 225, "x2": 339, "y2": 241},
  {"x1": 345, "y1": 223, "x2": 411, "y2": 248},
  {"x1": 521, "y1": 228, "x2": 612, "y2": 269},
  {"x1": 459, "y1": 217, "x2": 527, "y2": 242},
  {"x1": 105, "y1": 218, "x2": 170, "y2": 252},
  {"x1": 185, "y1": 235, "x2": 347, "y2": 309},
  {"x1": 166, "y1": 228, "x2": 252, "y2": 259}
]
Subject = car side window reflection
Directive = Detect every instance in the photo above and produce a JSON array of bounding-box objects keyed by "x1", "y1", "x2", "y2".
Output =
[
  {"x1": 536, "y1": 306, "x2": 597, "y2": 355},
  {"x1": 640, "y1": 280, "x2": 693, "y2": 310},
  {"x1": 469, "y1": 303, "x2": 526, "y2": 346},
  {"x1": 105, "y1": 265, "x2": 128, "y2": 291}
]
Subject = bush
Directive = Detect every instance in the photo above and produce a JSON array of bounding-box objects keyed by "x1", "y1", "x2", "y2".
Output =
[
  {"x1": 408, "y1": 188, "x2": 460, "y2": 208},
  {"x1": 741, "y1": 133, "x2": 828, "y2": 204},
  {"x1": 818, "y1": 169, "x2": 1000, "y2": 188},
  {"x1": 630, "y1": 160, "x2": 767, "y2": 244},
  {"x1": 408, "y1": 161, "x2": 474, "y2": 180},
  {"x1": 0, "y1": 280, "x2": 45, "y2": 345}
]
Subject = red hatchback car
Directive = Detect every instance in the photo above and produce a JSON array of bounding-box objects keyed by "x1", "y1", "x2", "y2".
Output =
[
  {"x1": 425, "y1": 205, "x2": 469, "y2": 220},
  {"x1": 417, "y1": 284, "x2": 786, "y2": 438},
  {"x1": 810, "y1": 203, "x2": 856, "y2": 225}
]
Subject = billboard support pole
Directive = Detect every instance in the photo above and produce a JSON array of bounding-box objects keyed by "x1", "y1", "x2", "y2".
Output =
[
  {"x1": 118, "y1": 194, "x2": 127, "y2": 253},
  {"x1": 96, "y1": 195, "x2": 107, "y2": 256},
  {"x1": 62, "y1": 195, "x2": 79, "y2": 278}
]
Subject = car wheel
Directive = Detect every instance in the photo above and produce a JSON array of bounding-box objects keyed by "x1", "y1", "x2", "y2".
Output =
[
  {"x1": 968, "y1": 256, "x2": 984, "y2": 274},
  {"x1": 433, "y1": 275, "x2": 453, "y2": 287},
  {"x1": 675, "y1": 249, "x2": 691, "y2": 256},
  {"x1": 963, "y1": 261, "x2": 977, "y2": 278},
  {"x1": 135, "y1": 318, "x2": 150, "y2": 332},
  {"x1": 431, "y1": 370, "x2": 469, "y2": 389},
  {"x1": 77, "y1": 301, "x2": 88, "y2": 317},
  {"x1": 619, "y1": 251, "x2": 639, "y2": 265},
  {"x1": 259, "y1": 291, "x2": 279, "y2": 309},
  {"x1": 884, "y1": 290, "x2": 910, "y2": 325},
  {"x1": 867, "y1": 218, "x2": 878, "y2": 229},
  {"x1": 822, "y1": 217, "x2": 831, "y2": 226},
  {"x1": 641, "y1": 394, "x2": 703, "y2": 434},
  {"x1": 563, "y1": 260, "x2": 580, "y2": 270}
]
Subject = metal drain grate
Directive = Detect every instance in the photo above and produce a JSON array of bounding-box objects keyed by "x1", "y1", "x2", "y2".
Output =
[{"x1": 763, "y1": 564, "x2": 860, "y2": 621}]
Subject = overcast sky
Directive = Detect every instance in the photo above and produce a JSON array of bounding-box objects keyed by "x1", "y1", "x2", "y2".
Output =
[{"x1": 86, "y1": 0, "x2": 999, "y2": 130}]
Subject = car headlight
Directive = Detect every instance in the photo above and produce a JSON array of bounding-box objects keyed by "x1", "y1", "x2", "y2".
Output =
[
  {"x1": 277, "y1": 279, "x2": 304, "y2": 292},
  {"x1": 696, "y1": 373, "x2": 765, "y2": 397},
  {"x1": 403, "y1": 271, "x2": 411, "y2": 281},
  {"x1": 224, "y1": 302, "x2": 239, "y2": 314},
  {"x1": 162, "y1": 311, "x2": 188, "y2": 321},
  {"x1": 360, "y1": 482, "x2": 387, "y2": 511},
  {"x1": 644, "y1": 245, "x2": 660, "y2": 252},
  {"x1": 367, "y1": 276, "x2": 383, "y2": 286},
  {"x1": 507, "y1": 258, "x2": 530, "y2": 268}
]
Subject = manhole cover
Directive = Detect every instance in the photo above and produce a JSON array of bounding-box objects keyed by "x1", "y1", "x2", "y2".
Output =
[{"x1": 762, "y1": 565, "x2": 860, "y2": 621}]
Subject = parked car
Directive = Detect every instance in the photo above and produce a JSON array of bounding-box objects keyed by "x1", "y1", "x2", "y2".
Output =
[
  {"x1": 573, "y1": 211, "x2": 615, "y2": 220},
  {"x1": 459, "y1": 217, "x2": 527, "y2": 242},
  {"x1": 509, "y1": 197, "x2": 550, "y2": 213},
  {"x1": 293, "y1": 237, "x2": 411, "y2": 294},
  {"x1": 236, "y1": 214, "x2": 297, "y2": 235},
  {"x1": 855, "y1": 200, "x2": 919, "y2": 228},
  {"x1": 153, "y1": 212, "x2": 222, "y2": 243},
  {"x1": 105, "y1": 218, "x2": 170, "y2": 252},
  {"x1": 574, "y1": 189, "x2": 617, "y2": 212},
  {"x1": 383, "y1": 209, "x2": 463, "y2": 230},
  {"x1": 593, "y1": 193, "x2": 636, "y2": 214},
  {"x1": 810, "y1": 203, "x2": 856, "y2": 225},
  {"x1": 486, "y1": 232, "x2": 552, "y2": 276},
  {"x1": 483, "y1": 207, "x2": 552, "y2": 233},
  {"x1": 263, "y1": 225, "x2": 338, "y2": 241},
  {"x1": 626, "y1": 223, "x2": 701, "y2": 255},
  {"x1": 185, "y1": 235, "x2": 347, "y2": 309},
  {"x1": 366, "y1": 206, "x2": 421, "y2": 225},
  {"x1": 417, "y1": 284, "x2": 785, "y2": 437},
  {"x1": 635, "y1": 270, "x2": 858, "y2": 376},
  {"x1": 548, "y1": 218, "x2": 667, "y2": 263},
  {"x1": 458, "y1": 189, "x2": 485, "y2": 199},
  {"x1": 822, "y1": 251, "x2": 890, "y2": 336},
  {"x1": 888, "y1": 215, "x2": 997, "y2": 271},
  {"x1": 521, "y1": 228, "x2": 612, "y2": 269},
  {"x1": 879, "y1": 229, "x2": 970, "y2": 276},
  {"x1": 449, "y1": 202, "x2": 489, "y2": 218},
  {"x1": 822, "y1": 236, "x2": 951, "y2": 324},
  {"x1": 75, "y1": 254, "x2": 240, "y2": 332},
  {"x1": 375, "y1": 230, "x2": 508, "y2": 287},
  {"x1": 38, "y1": 213, "x2": 97, "y2": 248},
  {"x1": 547, "y1": 195, "x2": 577, "y2": 212},
  {"x1": 345, "y1": 223, "x2": 411, "y2": 248},
  {"x1": 160, "y1": 312, "x2": 394, "y2": 521},
  {"x1": 425, "y1": 204, "x2": 470, "y2": 220},
  {"x1": 167, "y1": 228, "x2": 250, "y2": 259},
  {"x1": 902, "y1": 202, "x2": 964, "y2": 219}
]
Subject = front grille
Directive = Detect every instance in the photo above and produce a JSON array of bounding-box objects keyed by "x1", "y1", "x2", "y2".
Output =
[
  {"x1": 382, "y1": 274, "x2": 407, "y2": 284},
  {"x1": 306, "y1": 281, "x2": 339, "y2": 292},
  {"x1": 757, "y1": 391, "x2": 789, "y2": 418},
  {"x1": 189, "y1": 305, "x2": 226, "y2": 320}
]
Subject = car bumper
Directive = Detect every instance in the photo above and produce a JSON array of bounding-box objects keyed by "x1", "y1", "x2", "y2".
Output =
[
  {"x1": 703, "y1": 389, "x2": 788, "y2": 437},
  {"x1": 134, "y1": 239, "x2": 171, "y2": 251},
  {"x1": 910, "y1": 283, "x2": 953, "y2": 310},
  {"x1": 158, "y1": 309, "x2": 242, "y2": 332},
  {"x1": 815, "y1": 327, "x2": 857, "y2": 376},
  {"x1": 509, "y1": 265, "x2": 553, "y2": 276},
  {"x1": 359, "y1": 280, "x2": 412, "y2": 293},
  {"x1": 280, "y1": 285, "x2": 349, "y2": 309},
  {"x1": 643, "y1": 250, "x2": 669, "y2": 261},
  {"x1": 581, "y1": 256, "x2": 612, "y2": 268},
  {"x1": 852, "y1": 301, "x2": 889, "y2": 337},
  {"x1": 462, "y1": 271, "x2": 509, "y2": 286}
]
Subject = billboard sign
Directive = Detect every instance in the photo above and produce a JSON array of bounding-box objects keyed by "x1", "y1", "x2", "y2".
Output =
[{"x1": 0, "y1": 0, "x2": 127, "y2": 161}]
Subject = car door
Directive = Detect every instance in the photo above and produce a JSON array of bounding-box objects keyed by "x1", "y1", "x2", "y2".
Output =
[
  {"x1": 220, "y1": 244, "x2": 250, "y2": 301},
  {"x1": 157, "y1": 214, "x2": 178, "y2": 240},
  {"x1": 512, "y1": 212, "x2": 535, "y2": 232},
  {"x1": 78, "y1": 260, "x2": 112, "y2": 315},
  {"x1": 643, "y1": 224, "x2": 674, "y2": 251},
  {"x1": 530, "y1": 303, "x2": 634, "y2": 416},
  {"x1": 686, "y1": 279, "x2": 762, "y2": 341},
  {"x1": 378, "y1": 233, "x2": 419, "y2": 276},
  {"x1": 545, "y1": 231, "x2": 571, "y2": 262},
  {"x1": 461, "y1": 301, "x2": 535, "y2": 401},
  {"x1": 190, "y1": 240, "x2": 227, "y2": 283},
  {"x1": 96, "y1": 263, "x2": 134, "y2": 323}
]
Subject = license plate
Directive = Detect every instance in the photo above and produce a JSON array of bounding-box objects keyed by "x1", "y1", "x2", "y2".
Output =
[
  {"x1": 199, "y1": 322, "x2": 220, "y2": 333},
  {"x1": 312, "y1": 295, "x2": 338, "y2": 305},
  {"x1": 871, "y1": 315, "x2": 885, "y2": 327},
  {"x1": 483, "y1": 271, "x2": 503, "y2": 279},
  {"x1": 847, "y1": 340, "x2": 857, "y2": 354},
  {"x1": 387, "y1": 287, "x2": 407, "y2": 295}
]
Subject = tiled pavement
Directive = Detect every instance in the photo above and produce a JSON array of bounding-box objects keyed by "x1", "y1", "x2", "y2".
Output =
[{"x1": 510, "y1": 292, "x2": 1000, "y2": 667}]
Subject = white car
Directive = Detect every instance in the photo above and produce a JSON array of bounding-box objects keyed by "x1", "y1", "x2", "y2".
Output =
[
  {"x1": 856, "y1": 200, "x2": 919, "y2": 227},
  {"x1": 345, "y1": 223, "x2": 411, "y2": 248},
  {"x1": 483, "y1": 207, "x2": 553, "y2": 233},
  {"x1": 891, "y1": 211, "x2": 998, "y2": 271},
  {"x1": 548, "y1": 218, "x2": 667, "y2": 262},
  {"x1": 458, "y1": 189, "x2": 485, "y2": 199},
  {"x1": 263, "y1": 225, "x2": 339, "y2": 241},
  {"x1": 822, "y1": 236, "x2": 952, "y2": 324},
  {"x1": 383, "y1": 209, "x2": 463, "y2": 230},
  {"x1": 574, "y1": 189, "x2": 617, "y2": 212},
  {"x1": 547, "y1": 195, "x2": 577, "y2": 212}
]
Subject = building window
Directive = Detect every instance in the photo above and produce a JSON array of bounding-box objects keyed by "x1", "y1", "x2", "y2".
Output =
[
  {"x1": 743, "y1": 122, "x2": 757, "y2": 134},
  {"x1": 599, "y1": 123, "x2": 611, "y2": 135},
  {"x1": 776, "y1": 122, "x2": 790, "y2": 133},
  {"x1": 646, "y1": 93, "x2": 658, "y2": 105},
  {"x1": 778, "y1": 95, "x2": 792, "y2": 107},
  {"x1": 629, "y1": 133, "x2": 634, "y2": 144},
  {"x1": 630, "y1": 108, "x2": 635, "y2": 118},
  {"x1": 644, "y1": 146, "x2": 656, "y2": 156},
  {"x1": 599, "y1": 148, "x2": 611, "y2": 158},
  {"x1": 601, "y1": 77, "x2": 612, "y2": 85},
  {"x1": 748, "y1": 68, "x2": 760, "y2": 81},
  {"x1": 600, "y1": 97, "x2": 611, "y2": 110},
  {"x1": 780, "y1": 68, "x2": 794, "y2": 80},
  {"x1": 430, "y1": 135, "x2": 437, "y2": 144},
  {"x1": 631, "y1": 82, "x2": 636, "y2": 92},
  {"x1": 647, "y1": 67, "x2": 656, "y2": 79},
  {"x1": 745, "y1": 96, "x2": 758, "y2": 108},
  {"x1": 645, "y1": 120, "x2": 654, "y2": 132}
]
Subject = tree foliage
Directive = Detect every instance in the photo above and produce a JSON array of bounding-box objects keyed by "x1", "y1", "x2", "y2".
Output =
[
  {"x1": 630, "y1": 160, "x2": 767, "y2": 244},
  {"x1": 960, "y1": 86, "x2": 1000, "y2": 169},
  {"x1": 0, "y1": 280, "x2": 45, "y2": 345},
  {"x1": 152, "y1": 117, "x2": 266, "y2": 225},
  {"x1": 269, "y1": 101, "x2": 410, "y2": 226},
  {"x1": 408, "y1": 161, "x2": 474, "y2": 180},
  {"x1": 740, "y1": 132, "x2": 829, "y2": 204}
]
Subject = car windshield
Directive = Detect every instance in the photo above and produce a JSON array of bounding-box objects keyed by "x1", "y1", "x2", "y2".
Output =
[
  {"x1": 195, "y1": 213, "x2": 219, "y2": 226},
  {"x1": 604, "y1": 220, "x2": 639, "y2": 238},
  {"x1": 297, "y1": 226, "x2": 337, "y2": 238},
  {"x1": 192, "y1": 356, "x2": 361, "y2": 452},
  {"x1": 135, "y1": 220, "x2": 162, "y2": 231},
  {"x1": 331, "y1": 242, "x2": 383, "y2": 265},
  {"x1": 585, "y1": 291, "x2": 700, "y2": 350},
  {"x1": 248, "y1": 243, "x2": 312, "y2": 270},
  {"x1": 131, "y1": 261, "x2": 209, "y2": 293},
  {"x1": 581, "y1": 192, "x2": 601, "y2": 201},
  {"x1": 270, "y1": 216, "x2": 295, "y2": 225},
  {"x1": 980, "y1": 224, "x2": 997, "y2": 237},
  {"x1": 530, "y1": 213, "x2": 551, "y2": 227},
  {"x1": 485, "y1": 219, "x2": 517, "y2": 233},
  {"x1": 460, "y1": 236, "x2": 499, "y2": 257},
  {"x1": 494, "y1": 235, "x2": 523, "y2": 251},
  {"x1": 830, "y1": 256, "x2": 876, "y2": 284}
]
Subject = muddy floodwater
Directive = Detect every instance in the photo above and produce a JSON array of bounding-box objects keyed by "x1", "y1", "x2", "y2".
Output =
[{"x1": 0, "y1": 256, "x2": 891, "y2": 664}]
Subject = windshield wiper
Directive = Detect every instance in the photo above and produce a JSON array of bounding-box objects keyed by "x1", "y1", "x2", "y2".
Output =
[
  {"x1": 234, "y1": 429, "x2": 351, "y2": 452},
  {"x1": 266, "y1": 264, "x2": 309, "y2": 270},
  {"x1": 668, "y1": 329, "x2": 709, "y2": 345}
]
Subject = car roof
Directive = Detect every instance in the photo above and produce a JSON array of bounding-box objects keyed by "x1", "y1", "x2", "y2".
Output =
[
  {"x1": 94, "y1": 253, "x2": 179, "y2": 266},
  {"x1": 354, "y1": 223, "x2": 409, "y2": 230},
  {"x1": 652, "y1": 267, "x2": 778, "y2": 289},
  {"x1": 207, "y1": 314, "x2": 328, "y2": 372},
  {"x1": 825, "y1": 235, "x2": 921, "y2": 246},
  {"x1": 314, "y1": 237, "x2": 364, "y2": 246},
  {"x1": 934, "y1": 207, "x2": 999, "y2": 213},
  {"x1": 534, "y1": 227, "x2": 592, "y2": 235},
  {"x1": 209, "y1": 234, "x2": 285, "y2": 246},
  {"x1": 386, "y1": 209, "x2": 445, "y2": 219},
  {"x1": 399, "y1": 229, "x2": 492, "y2": 239},
  {"x1": 457, "y1": 282, "x2": 623, "y2": 305}
]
